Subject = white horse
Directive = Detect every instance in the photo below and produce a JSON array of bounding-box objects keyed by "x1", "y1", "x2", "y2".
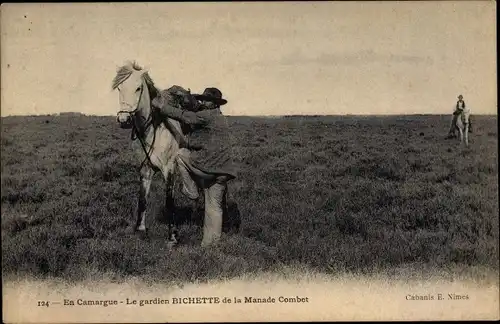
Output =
[
  {"x1": 454, "y1": 108, "x2": 471, "y2": 147},
  {"x1": 112, "y1": 61, "x2": 229, "y2": 246}
]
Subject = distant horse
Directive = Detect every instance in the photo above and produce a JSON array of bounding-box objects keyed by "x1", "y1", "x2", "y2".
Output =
[
  {"x1": 454, "y1": 108, "x2": 471, "y2": 147},
  {"x1": 112, "y1": 61, "x2": 227, "y2": 246}
]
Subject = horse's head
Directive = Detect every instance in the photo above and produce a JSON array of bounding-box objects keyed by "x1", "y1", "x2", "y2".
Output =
[{"x1": 112, "y1": 61, "x2": 155, "y2": 129}]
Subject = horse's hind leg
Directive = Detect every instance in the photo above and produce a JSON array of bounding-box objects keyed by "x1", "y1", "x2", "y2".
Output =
[
  {"x1": 164, "y1": 171, "x2": 179, "y2": 245},
  {"x1": 135, "y1": 166, "x2": 153, "y2": 237}
]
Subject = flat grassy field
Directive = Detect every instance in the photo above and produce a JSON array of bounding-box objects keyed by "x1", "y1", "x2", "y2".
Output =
[{"x1": 1, "y1": 114, "x2": 498, "y2": 283}]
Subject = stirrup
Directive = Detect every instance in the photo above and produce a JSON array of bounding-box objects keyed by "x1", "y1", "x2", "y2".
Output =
[{"x1": 181, "y1": 183, "x2": 199, "y2": 200}]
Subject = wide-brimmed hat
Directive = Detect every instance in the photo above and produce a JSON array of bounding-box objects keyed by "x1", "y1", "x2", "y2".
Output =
[
  {"x1": 458, "y1": 94, "x2": 463, "y2": 99},
  {"x1": 193, "y1": 87, "x2": 227, "y2": 106}
]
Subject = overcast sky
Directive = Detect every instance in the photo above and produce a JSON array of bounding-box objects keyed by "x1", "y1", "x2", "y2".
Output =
[{"x1": 1, "y1": 2, "x2": 496, "y2": 116}]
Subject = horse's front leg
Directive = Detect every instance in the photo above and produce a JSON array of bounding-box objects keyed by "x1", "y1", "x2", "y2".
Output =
[{"x1": 135, "y1": 166, "x2": 153, "y2": 235}]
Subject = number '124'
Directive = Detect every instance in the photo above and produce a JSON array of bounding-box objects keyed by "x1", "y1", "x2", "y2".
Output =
[{"x1": 38, "y1": 301, "x2": 50, "y2": 307}]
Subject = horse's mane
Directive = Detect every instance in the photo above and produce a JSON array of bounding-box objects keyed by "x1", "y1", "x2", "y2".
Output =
[{"x1": 111, "y1": 61, "x2": 159, "y2": 98}]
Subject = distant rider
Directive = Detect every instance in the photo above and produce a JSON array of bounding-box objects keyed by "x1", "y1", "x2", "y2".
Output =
[{"x1": 446, "y1": 94, "x2": 473, "y2": 139}]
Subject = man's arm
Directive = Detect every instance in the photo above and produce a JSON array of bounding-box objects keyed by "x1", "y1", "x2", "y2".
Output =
[
  {"x1": 161, "y1": 118, "x2": 204, "y2": 150},
  {"x1": 152, "y1": 93, "x2": 209, "y2": 126}
]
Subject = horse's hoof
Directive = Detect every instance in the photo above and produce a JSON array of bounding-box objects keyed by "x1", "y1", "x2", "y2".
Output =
[
  {"x1": 167, "y1": 239, "x2": 178, "y2": 246},
  {"x1": 201, "y1": 238, "x2": 220, "y2": 248},
  {"x1": 134, "y1": 228, "x2": 149, "y2": 240},
  {"x1": 166, "y1": 239, "x2": 179, "y2": 249},
  {"x1": 138, "y1": 231, "x2": 150, "y2": 241}
]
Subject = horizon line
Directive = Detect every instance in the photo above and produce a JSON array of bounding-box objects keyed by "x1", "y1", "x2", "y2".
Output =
[
  {"x1": 0, "y1": 111, "x2": 498, "y2": 117},
  {"x1": 1, "y1": 112, "x2": 498, "y2": 118}
]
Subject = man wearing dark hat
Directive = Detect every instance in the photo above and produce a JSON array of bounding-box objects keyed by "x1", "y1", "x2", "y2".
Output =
[
  {"x1": 194, "y1": 87, "x2": 227, "y2": 115},
  {"x1": 446, "y1": 94, "x2": 473, "y2": 139},
  {"x1": 152, "y1": 86, "x2": 237, "y2": 244},
  {"x1": 177, "y1": 87, "x2": 237, "y2": 188}
]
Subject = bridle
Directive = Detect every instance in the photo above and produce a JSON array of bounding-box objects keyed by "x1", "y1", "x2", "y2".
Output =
[{"x1": 117, "y1": 83, "x2": 158, "y2": 170}]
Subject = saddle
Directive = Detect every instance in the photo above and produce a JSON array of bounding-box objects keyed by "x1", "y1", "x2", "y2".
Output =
[{"x1": 165, "y1": 85, "x2": 199, "y2": 112}]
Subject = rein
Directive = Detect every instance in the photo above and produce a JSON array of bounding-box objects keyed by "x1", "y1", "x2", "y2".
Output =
[
  {"x1": 131, "y1": 111, "x2": 157, "y2": 170},
  {"x1": 117, "y1": 86, "x2": 158, "y2": 170}
]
